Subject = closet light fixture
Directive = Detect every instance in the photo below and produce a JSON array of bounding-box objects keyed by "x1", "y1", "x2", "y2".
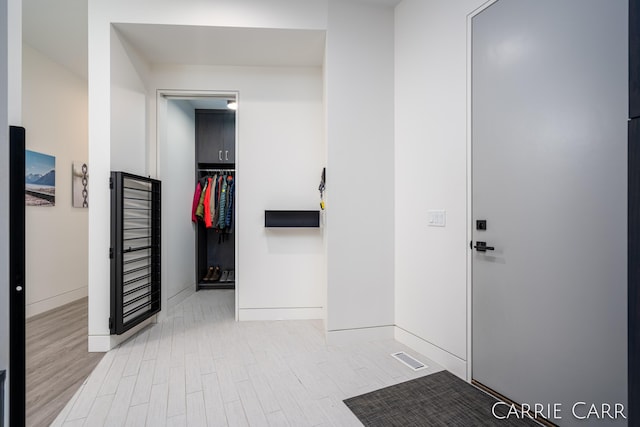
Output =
[{"x1": 227, "y1": 100, "x2": 237, "y2": 110}]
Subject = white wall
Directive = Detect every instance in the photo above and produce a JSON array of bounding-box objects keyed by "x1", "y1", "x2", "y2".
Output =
[
  {"x1": 394, "y1": 0, "x2": 489, "y2": 377},
  {"x1": 87, "y1": 0, "x2": 114, "y2": 348},
  {"x1": 152, "y1": 66, "x2": 325, "y2": 320},
  {"x1": 87, "y1": 24, "x2": 151, "y2": 350},
  {"x1": 22, "y1": 44, "x2": 89, "y2": 317},
  {"x1": 87, "y1": 0, "x2": 353, "y2": 349},
  {"x1": 0, "y1": 0, "x2": 21, "y2": 422},
  {"x1": 110, "y1": 28, "x2": 147, "y2": 176},
  {"x1": 89, "y1": 0, "x2": 401, "y2": 348},
  {"x1": 324, "y1": 0, "x2": 395, "y2": 341},
  {"x1": 162, "y1": 99, "x2": 196, "y2": 303}
]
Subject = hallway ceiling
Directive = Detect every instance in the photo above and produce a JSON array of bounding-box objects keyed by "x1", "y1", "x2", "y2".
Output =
[
  {"x1": 113, "y1": 24, "x2": 326, "y2": 68},
  {"x1": 22, "y1": 0, "x2": 400, "y2": 79},
  {"x1": 23, "y1": 0, "x2": 88, "y2": 78}
]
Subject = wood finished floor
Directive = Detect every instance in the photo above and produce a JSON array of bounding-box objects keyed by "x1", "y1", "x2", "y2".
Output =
[
  {"x1": 52, "y1": 290, "x2": 443, "y2": 426},
  {"x1": 26, "y1": 297, "x2": 104, "y2": 427}
]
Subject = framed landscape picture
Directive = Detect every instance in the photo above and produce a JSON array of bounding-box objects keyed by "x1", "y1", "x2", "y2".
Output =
[{"x1": 25, "y1": 150, "x2": 55, "y2": 206}]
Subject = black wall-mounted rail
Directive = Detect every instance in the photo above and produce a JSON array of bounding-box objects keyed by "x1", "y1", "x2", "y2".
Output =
[
  {"x1": 110, "y1": 172, "x2": 161, "y2": 335},
  {"x1": 264, "y1": 210, "x2": 320, "y2": 228}
]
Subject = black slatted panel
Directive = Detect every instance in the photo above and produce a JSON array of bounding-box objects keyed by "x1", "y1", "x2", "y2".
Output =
[
  {"x1": 9, "y1": 126, "x2": 25, "y2": 427},
  {"x1": 110, "y1": 172, "x2": 161, "y2": 335}
]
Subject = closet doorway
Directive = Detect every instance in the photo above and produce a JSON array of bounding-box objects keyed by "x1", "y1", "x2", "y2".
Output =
[{"x1": 157, "y1": 91, "x2": 239, "y2": 320}]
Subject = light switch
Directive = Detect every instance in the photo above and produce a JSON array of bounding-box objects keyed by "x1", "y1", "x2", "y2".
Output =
[{"x1": 428, "y1": 210, "x2": 446, "y2": 227}]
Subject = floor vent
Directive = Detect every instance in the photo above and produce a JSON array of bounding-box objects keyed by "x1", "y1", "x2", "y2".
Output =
[{"x1": 391, "y1": 352, "x2": 428, "y2": 371}]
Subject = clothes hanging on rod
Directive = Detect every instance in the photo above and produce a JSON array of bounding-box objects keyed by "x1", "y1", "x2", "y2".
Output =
[
  {"x1": 225, "y1": 176, "x2": 234, "y2": 228},
  {"x1": 218, "y1": 176, "x2": 228, "y2": 229},
  {"x1": 194, "y1": 178, "x2": 208, "y2": 221},
  {"x1": 191, "y1": 169, "x2": 236, "y2": 234},
  {"x1": 191, "y1": 181, "x2": 202, "y2": 223},
  {"x1": 203, "y1": 176, "x2": 213, "y2": 228}
]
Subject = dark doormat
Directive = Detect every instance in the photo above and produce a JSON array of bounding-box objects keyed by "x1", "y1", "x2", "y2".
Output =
[{"x1": 343, "y1": 370, "x2": 540, "y2": 426}]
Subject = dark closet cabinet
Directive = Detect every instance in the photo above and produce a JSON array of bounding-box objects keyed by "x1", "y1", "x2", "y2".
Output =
[
  {"x1": 195, "y1": 108, "x2": 236, "y2": 290},
  {"x1": 196, "y1": 110, "x2": 236, "y2": 165}
]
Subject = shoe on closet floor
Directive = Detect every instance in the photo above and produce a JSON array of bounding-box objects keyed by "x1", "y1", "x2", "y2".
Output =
[
  {"x1": 211, "y1": 266, "x2": 222, "y2": 282},
  {"x1": 227, "y1": 270, "x2": 235, "y2": 282},
  {"x1": 219, "y1": 270, "x2": 229, "y2": 282},
  {"x1": 203, "y1": 266, "x2": 214, "y2": 282}
]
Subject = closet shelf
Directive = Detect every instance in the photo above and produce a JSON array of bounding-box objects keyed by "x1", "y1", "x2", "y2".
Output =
[{"x1": 264, "y1": 210, "x2": 320, "y2": 228}]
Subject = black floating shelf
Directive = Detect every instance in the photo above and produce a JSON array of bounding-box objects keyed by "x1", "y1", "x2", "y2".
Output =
[{"x1": 265, "y1": 210, "x2": 320, "y2": 228}]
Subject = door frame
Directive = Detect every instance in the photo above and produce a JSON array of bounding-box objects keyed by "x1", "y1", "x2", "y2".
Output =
[
  {"x1": 465, "y1": 0, "x2": 498, "y2": 383},
  {"x1": 155, "y1": 89, "x2": 240, "y2": 321},
  {"x1": 9, "y1": 126, "x2": 26, "y2": 426}
]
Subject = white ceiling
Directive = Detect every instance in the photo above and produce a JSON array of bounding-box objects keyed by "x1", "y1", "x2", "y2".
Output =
[
  {"x1": 22, "y1": 0, "x2": 401, "y2": 78},
  {"x1": 113, "y1": 24, "x2": 326, "y2": 68},
  {"x1": 23, "y1": 0, "x2": 88, "y2": 78}
]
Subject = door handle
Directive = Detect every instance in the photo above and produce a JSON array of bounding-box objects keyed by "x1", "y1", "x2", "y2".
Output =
[
  {"x1": 225, "y1": 150, "x2": 229, "y2": 161},
  {"x1": 474, "y1": 241, "x2": 495, "y2": 252},
  {"x1": 219, "y1": 150, "x2": 222, "y2": 161}
]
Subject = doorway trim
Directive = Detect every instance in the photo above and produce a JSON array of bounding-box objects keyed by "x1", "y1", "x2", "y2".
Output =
[
  {"x1": 465, "y1": 0, "x2": 498, "y2": 383},
  {"x1": 9, "y1": 126, "x2": 26, "y2": 426},
  {"x1": 155, "y1": 89, "x2": 240, "y2": 321}
]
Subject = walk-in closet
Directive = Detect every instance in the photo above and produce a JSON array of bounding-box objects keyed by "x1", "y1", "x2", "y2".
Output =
[
  {"x1": 156, "y1": 56, "x2": 325, "y2": 322},
  {"x1": 192, "y1": 108, "x2": 237, "y2": 290}
]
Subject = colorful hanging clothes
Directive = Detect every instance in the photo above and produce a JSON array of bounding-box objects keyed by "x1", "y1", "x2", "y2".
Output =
[
  {"x1": 208, "y1": 174, "x2": 217, "y2": 226},
  {"x1": 203, "y1": 177, "x2": 213, "y2": 228},
  {"x1": 191, "y1": 172, "x2": 235, "y2": 231},
  {"x1": 195, "y1": 179, "x2": 208, "y2": 220},
  {"x1": 218, "y1": 177, "x2": 228, "y2": 229},
  {"x1": 225, "y1": 176, "x2": 234, "y2": 229},
  {"x1": 212, "y1": 175, "x2": 222, "y2": 227},
  {"x1": 191, "y1": 181, "x2": 202, "y2": 223}
]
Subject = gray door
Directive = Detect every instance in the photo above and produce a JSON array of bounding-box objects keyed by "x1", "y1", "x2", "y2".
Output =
[{"x1": 472, "y1": 1, "x2": 627, "y2": 425}]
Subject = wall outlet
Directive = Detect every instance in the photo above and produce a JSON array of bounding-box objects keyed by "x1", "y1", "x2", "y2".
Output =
[{"x1": 428, "y1": 210, "x2": 446, "y2": 227}]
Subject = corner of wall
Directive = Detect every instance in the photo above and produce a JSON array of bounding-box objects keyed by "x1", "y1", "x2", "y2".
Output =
[
  {"x1": 1, "y1": 1, "x2": 21, "y2": 422},
  {"x1": 88, "y1": 315, "x2": 156, "y2": 352},
  {"x1": 393, "y1": 0, "x2": 488, "y2": 381},
  {"x1": 326, "y1": 325, "x2": 395, "y2": 346},
  {"x1": 394, "y1": 326, "x2": 467, "y2": 379},
  {"x1": 325, "y1": 0, "x2": 395, "y2": 334}
]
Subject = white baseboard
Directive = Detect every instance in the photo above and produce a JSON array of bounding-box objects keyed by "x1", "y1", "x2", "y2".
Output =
[
  {"x1": 88, "y1": 316, "x2": 157, "y2": 352},
  {"x1": 88, "y1": 335, "x2": 111, "y2": 352},
  {"x1": 167, "y1": 284, "x2": 195, "y2": 308},
  {"x1": 26, "y1": 286, "x2": 88, "y2": 318},
  {"x1": 394, "y1": 326, "x2": 467, "y2": 379},
  {"x1": 238, "y1": 307, "x2": 323, "y2": 321},
  {"x1": 326, "y1": 325, "x2": 394, "y2": 346}
]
